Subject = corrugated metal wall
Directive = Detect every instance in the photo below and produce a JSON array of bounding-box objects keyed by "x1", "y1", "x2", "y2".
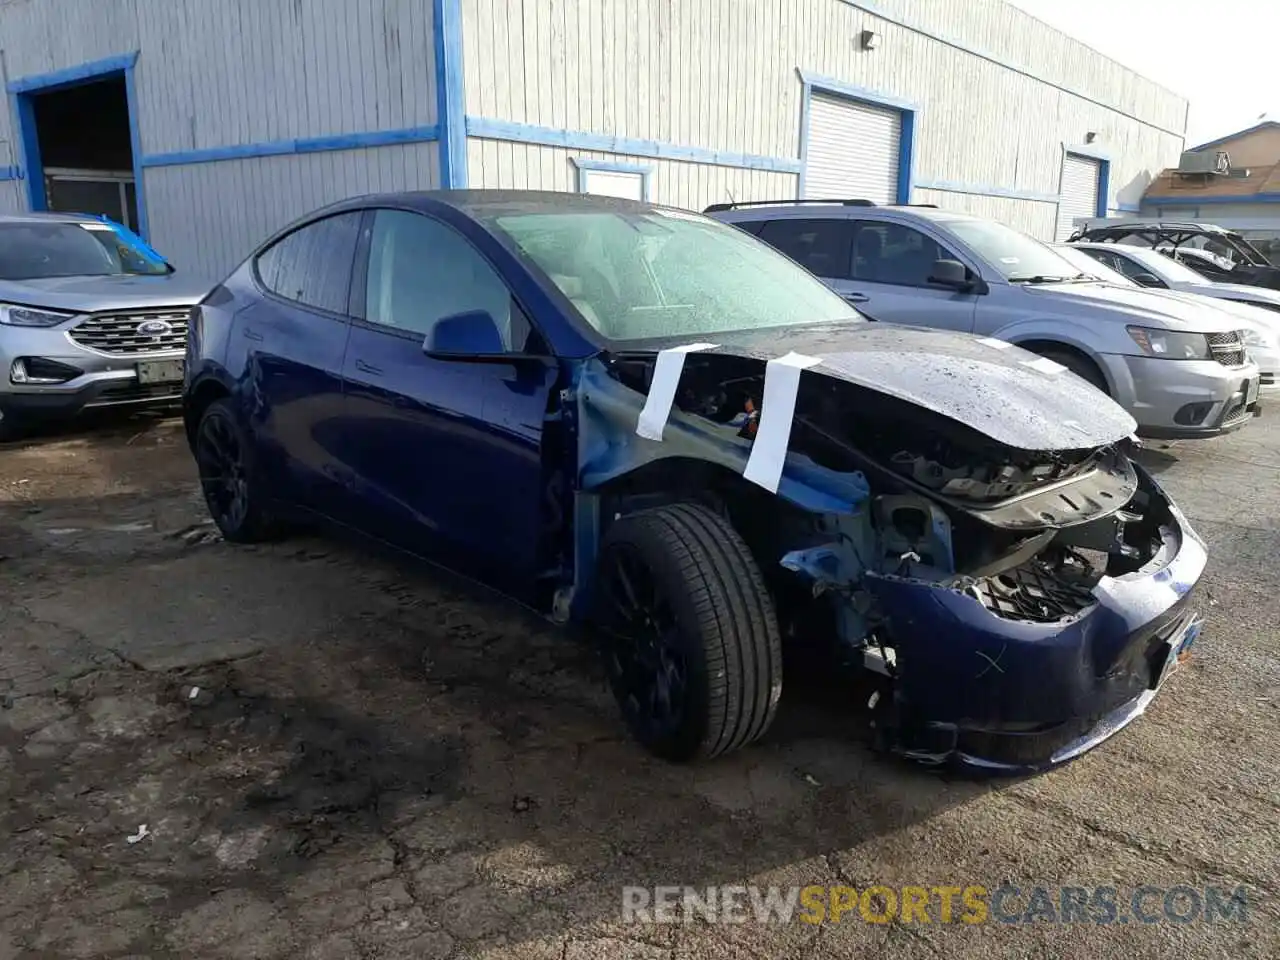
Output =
[
  {"x1": 0, "y1": 0, "x2": 440, "y2": 278},
  {"x1": 460, "y1": 0, "x2": 1187, "y2": 234},
  {"x1": 466, "y1": 140, "x2": 794, "y2": 213}
]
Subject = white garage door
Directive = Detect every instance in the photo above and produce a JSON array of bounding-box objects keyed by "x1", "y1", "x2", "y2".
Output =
[
  {"x1": 1055, "y1": 154, "x2": 1101, "y2": 241},
  {"x1": 804, "y1": 94, "x2": 900, "y2": 204}
]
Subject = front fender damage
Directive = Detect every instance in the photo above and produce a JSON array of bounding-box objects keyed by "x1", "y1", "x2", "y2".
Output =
[{"x1": 566, "y1": 342, "x2": 1204, "y2": 771}]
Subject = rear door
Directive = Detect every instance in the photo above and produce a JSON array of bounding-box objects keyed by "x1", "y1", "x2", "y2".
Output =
[
  {"x1": 226, "y1": 211, "x2": 363, "y2": 518},
  {"x1": 836, "y1": 220, "x2": 980, "y2": 332},
  {"x1": 337, "y1": 208, "x2": 558, "y2": 595},
  {"x1": 754, "y1": 217, "x2": 856, "y2": 297}
]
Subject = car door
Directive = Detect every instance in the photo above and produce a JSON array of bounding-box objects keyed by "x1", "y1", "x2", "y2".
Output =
[
  {"x1": 226, "y1": 211, "x2": 362, "y2": 519},
  {"x1": 337, "y1": 207, "x2": 559, "y2": 595},
  {"x1": 837, "y1": 220, "x2": 980, "y2": 332}
]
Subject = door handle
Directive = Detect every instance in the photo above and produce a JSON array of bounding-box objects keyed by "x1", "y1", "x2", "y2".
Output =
[
  {"x1": 843, "y1": 293, "x2": 870, "y2": 304},
  {"x1": 354, "y1": 359, "x2": 384, "y2": 377},
  {"x1": 242, "y1": 326, "x2": 264, "y2": 342}
]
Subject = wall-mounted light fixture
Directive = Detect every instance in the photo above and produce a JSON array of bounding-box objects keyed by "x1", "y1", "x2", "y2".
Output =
[
  {"x1": 1085, "y1": 131, "x2": 1098, "y2": 144},
  {"x1": 859, "y1": 29, "x2": 881, "y2": 50}
]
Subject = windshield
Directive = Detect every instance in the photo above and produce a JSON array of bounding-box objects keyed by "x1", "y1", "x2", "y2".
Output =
[
  {"x1": 483, "y1": 209, "x2": 861, "y2": 341},
  {"x1": 1118, "y1": 245, "x2": 1211, "y2": 284},
  {"x1": 944, "y1": 219, "x2": 1085, "y2": 282},
  {"x1": 0, "y1": 220, "x2": 170, "y2": 281},
  {"x1": 1053, "y1": 246, "x2": 1135, "y2": 285}
]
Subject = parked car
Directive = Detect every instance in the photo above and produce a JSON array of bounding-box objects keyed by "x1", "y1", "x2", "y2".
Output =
[
  {"x1": 709, "y1": 200, "x2": 1261, "y2": 439},
  {"x1": 0, "y1": 213, "x2": 210, "y2": 440},
  {"x1": 1056, "y1": 243, "x2": 1280, "y2": 390},
  {"x1": 1069, "y1": 219, "x2": 1280, "y2": 289},
  {"x1": 184, "y1": 190, "x2": 1206, "y2": 772}
]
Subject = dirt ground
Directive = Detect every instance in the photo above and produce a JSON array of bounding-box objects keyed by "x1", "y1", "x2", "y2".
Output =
[{"x1": 0, "y1": 409, "x2": 1276, "y2": 960}]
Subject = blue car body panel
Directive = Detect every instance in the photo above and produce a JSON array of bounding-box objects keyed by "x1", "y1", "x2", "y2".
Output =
[{"x1": 182, "y1": 191, "x2": 1208, "y2": 774}]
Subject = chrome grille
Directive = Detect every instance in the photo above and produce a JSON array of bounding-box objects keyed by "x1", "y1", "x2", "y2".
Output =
[
  {"x1": 1208, "y1": 330, "x2": 1245, "y2": 367},
  {"x1": 68, "y1": 309, "x2": 189, "y2": 356}
]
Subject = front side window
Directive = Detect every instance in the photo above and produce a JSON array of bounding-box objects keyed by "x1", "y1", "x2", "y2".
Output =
[
  {"x1": 1104, "y1": 251, "x2": 1168, "y2": 287},
  {"x1": 363, "y1": 210, "x2": 539, "y2": 352},
  {"x1": 483, "y1": 209, "x2": 860, "y2": 342},
  {"x1": 755, "y1": 218, "x2": 854, "y2": 279},
  {"x1": 256, "y1": 212, "x2": 363, "y2": 313},
  {"x1": 0, "y1": 220, "x2": 169, "y2": 280},
  {"x1": 944, "y1": 219, "x2": 1083, "y2": 282},
  {"x1": 850, "y1": 221, "x2": 962, "y2": 287}
]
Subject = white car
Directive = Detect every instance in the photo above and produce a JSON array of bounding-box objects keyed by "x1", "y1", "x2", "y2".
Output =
[{"x1": 1057, "y1": 244, "x2": 1279, "y2": 389}]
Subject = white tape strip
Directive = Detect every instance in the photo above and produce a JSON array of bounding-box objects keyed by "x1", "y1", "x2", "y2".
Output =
[
  {"x1": 743, "y1": 352, "x2": 823, "y2": 493},
  {"x1": 635, "y1": 342, "x2": 719, "y2": 441},
  {"x1": 1022, "y1": 356, "x2": 1066, "y2": 375},
  {"x1": 978, "y1": 336, "x2": 1013, "y2": 349}
]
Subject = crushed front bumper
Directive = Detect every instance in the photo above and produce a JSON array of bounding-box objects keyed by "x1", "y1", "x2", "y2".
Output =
[{"x1": 865, "y1": 465, "x2": 1207, "y2": 774}]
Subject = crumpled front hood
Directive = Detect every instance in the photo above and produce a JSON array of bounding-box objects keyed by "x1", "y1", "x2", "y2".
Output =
[
  {"x1": 1020, "y1": 281, "x2": 1244, "y2": 332},
  {"x1": 700, "y1": 323, "x2": 1137, "y2": 451},
  {"x1": 0, "y1": 273, "x2": 214, "y2": 313}
]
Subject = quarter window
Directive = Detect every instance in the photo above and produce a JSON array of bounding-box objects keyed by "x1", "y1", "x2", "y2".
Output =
[
  {"x1": 363, "y1": 209, "x2": 541, "y2": 352},
  {"x1": 851, "y1": 221, "x2": 963, "y2": 287},
  {"x1": 255, "y1": 212, "x2": 363, "y2": 313},
  {"x1": 755, "y1": 218, "x2": 854, "y2": 279}
]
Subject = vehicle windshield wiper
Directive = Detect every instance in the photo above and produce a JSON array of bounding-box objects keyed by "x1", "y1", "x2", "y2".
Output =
[{"x1": 1008, "y1": 274, "x2": 1074, "y2": 284}]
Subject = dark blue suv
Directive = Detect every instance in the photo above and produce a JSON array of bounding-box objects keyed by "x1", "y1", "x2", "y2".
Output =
[{"x1": 184, "y1": 191, "x2": 1206, "y2": 772}]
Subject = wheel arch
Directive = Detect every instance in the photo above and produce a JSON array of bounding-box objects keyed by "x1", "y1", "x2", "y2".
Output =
[{"x1": 183, "y1": 373, "x2": 234, "y2": 451}]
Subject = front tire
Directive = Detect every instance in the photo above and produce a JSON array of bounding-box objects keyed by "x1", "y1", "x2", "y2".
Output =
[
  {"x1": 595, "y1": 503, "x2": 783, "y2": 762},
  {"x1": 195, "y1": 398, "x2": 282, "y2": 543}
]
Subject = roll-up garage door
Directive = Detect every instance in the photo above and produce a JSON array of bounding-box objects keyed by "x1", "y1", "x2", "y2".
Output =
[
  {"x1": 804, "y1": 94, "x2": 900, "y2": 204},
  {"x1": 1055, "y1": 154, "x2": 1101, "y2": 241}
]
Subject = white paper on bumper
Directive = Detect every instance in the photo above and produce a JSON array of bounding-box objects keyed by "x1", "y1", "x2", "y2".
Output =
[
  {"x1": 743, "y1": 352, "x2": 823, "y2": 493},
  {"x1": 635, "y1": 342, "x2": 719, "y2": 441}
]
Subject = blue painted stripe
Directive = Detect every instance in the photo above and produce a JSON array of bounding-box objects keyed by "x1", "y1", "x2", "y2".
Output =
[
  {"x1": 1145, "y1": 193, "x2": 1280, "y2": 205},
  {"x1": 6, "y1": 52, "x2": 139, "y2": 93},
  {"x1": 465, "y1": 116, "x2": 803, "y2": 174},
  {"x1": 140, "y1": 125, "x2": 440, "y2": 168},
  {"x1": 914, "y1": 179, "x2": 1060, "y2": 204},
  {"x1": 1094, "y1": 158, "x2": 1111, "y2": 219},
  {"x1": 0, "y1": 165, "x2": 20, "y2": 182},
  {"x1": 837, "y1": 1, "x2": 1185, "y2": 138},
  {"x1": 433, "y1": 0, "x2": 467, "y2": 188}
]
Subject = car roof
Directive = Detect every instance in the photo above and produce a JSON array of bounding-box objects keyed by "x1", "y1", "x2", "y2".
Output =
[
  {"x1": 1082, "y1": 220, "x2": 1234, "y2": 235},
  {"x1": 325, "y1": 189, "x2": 666, "y2": 219},
  {"x1": 0, "y1": 211, "x2": 106, "y2": 225},
  {"x1": 1073, "y1": 241, "x2": 1168, "y2": 265},
  {"x1": 708, "y1": 202, "x2": 974, "y2": 224}
]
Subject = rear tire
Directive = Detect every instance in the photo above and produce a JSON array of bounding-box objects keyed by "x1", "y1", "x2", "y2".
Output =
[
  {"x1": 595, "y1": 502, "x2": 783, "y2": 762},
  {"x1": 1038, "y1": 349, "x2": 1109, "y2": 395},
  {"x1": 194, "y1": 398, "x2": 284, "y2": 543}
]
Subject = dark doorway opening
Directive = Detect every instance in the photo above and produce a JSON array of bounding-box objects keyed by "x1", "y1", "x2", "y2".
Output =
[{"x1": 23, "y1": 73, "x2": 138, "y2": 230}]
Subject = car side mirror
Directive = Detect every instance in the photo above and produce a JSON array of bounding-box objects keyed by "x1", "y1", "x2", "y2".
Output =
[
  {"x1": 1132, "y1": 273, "x2": 1163, "y2": 288},
  {"x1": 928, "y1": 258, "x2": 971, "y2": 290},
  {"x1": 423, "y1": 310, "x2": 505, "y2": 359}
]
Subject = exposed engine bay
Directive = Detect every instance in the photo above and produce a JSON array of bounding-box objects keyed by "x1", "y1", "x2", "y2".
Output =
[{"x1": 602, "y1": 349, "x2": 1168, "y2": 642}]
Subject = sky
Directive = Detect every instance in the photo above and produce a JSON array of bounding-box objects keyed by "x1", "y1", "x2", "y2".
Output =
[{"x1": 1005, "y1": 0, "x2": 1278, "y2": 148}]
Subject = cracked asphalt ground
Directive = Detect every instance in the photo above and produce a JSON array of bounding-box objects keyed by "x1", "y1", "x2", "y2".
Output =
[{"x1": 0, "y1": 411, "x2": 1276, "y2": 960}]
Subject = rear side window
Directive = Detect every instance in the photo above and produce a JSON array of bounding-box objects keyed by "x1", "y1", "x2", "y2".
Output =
[
  {"x1": 756, "y1": 218, "x2": 853, "y2": 279},
  {"x1": 255, "y1": 211, "x2": 363, "y2": 314}
]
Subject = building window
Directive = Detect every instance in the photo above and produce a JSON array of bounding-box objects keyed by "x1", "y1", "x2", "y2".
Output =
[{"x1": 572, "y1": 159, "x2": 651, "y2": 202}]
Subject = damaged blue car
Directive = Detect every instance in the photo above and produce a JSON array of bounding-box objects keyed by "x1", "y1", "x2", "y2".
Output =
[{"x1": 183, "y1": 191, "x2": 1207, "y2": 772}]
